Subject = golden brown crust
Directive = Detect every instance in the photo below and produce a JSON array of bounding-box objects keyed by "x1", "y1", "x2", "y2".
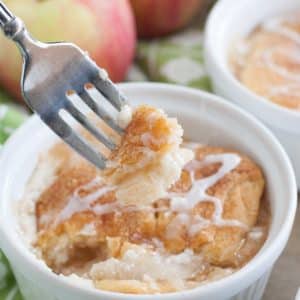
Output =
[
  {"x1": 35, "y1": 144, "x2": 265, "y2": 275},
  {"x1": 103, "y1": 105, "x2": 182, "y2": 183},
  {"x1": 100, "y1": 105, "x2": 193, "y2": 206}
]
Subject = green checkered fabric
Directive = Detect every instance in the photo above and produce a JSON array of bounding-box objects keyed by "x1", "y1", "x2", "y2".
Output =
[
  {"x1": 0, "y1": 93, "x2": 26, "y2": 299},
  {"x1": 0, "y1": 252, "x2": 23, "y2": 300},
  {"x1": 135, "y1": 28, "x2": 211, "y2": 91}
]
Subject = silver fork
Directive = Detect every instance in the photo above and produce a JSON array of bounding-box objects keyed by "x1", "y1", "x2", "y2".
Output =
[{"x1": 0, "y1": 2, "x2": 128, "y2": 169}]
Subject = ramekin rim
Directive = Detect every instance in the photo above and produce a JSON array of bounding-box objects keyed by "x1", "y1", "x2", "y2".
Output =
[
  {"x1": 204, "y1": 0, "x2": 300, "y2": 126},
  {"x1": 0, "y1": 82, "x2": 297, "y2": 299}
]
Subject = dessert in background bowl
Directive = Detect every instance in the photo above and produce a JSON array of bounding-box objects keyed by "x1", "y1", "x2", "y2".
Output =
[
  {"x1": 230, "y1": 12, "x2": 300, "y2": 110},
  {"x1": 0, "y1": 83, "x2": 297, "y2": 300},
  {"x1": 205, "y1": 0, "x2": 300, "y2": 188}
]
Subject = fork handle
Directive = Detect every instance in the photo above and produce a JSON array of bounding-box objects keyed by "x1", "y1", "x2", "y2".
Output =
[
  {"x1": 0, "y1": 2, "x2": 13, "y2": 26},
  {"x1": 0, "y1": 1, "x2": 38, "y2": 61},
  {"x1": 0, "y1": 2, "x2": 25, "y2": 40}
]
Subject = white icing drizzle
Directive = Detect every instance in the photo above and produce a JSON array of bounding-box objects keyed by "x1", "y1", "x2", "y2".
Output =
[
  {"x1": 263, "y1": 47, "x2": 300, "y2": 82},
  {"x1": 92, "y1": 202, "x2": 118, "y2": 215},
  {"x1": 54, "y1": 152, "x2": 245, "y2": 236},
  {"x1": 55, "y1": 176, "x2": 115, "y2": 224},
  {"x1": 258, "y1": 15, "x2": 300, "y2": 99},
  {"x1": 167, "y1": 154, "x2": 246, "y2": 236},
  {"x1": 263, "y1": 16, "x2": 300, "y2": 45},
  {"x1": 55, "y1": 178, "x2": 157, "y2": 224}
]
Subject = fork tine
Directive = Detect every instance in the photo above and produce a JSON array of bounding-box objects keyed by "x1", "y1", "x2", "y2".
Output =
[
  {"x1": 43, "y1": 115, "x2": 107, "y2": 169},
  {"x1": 80, "y1": 87, "x2": 123, "y2": 134},
  {"x1": 64, "y1": 101, "x2": 116, "y2": 151},
  {"x1": 92, "y1": 74, "x2": 127, "y2": 111}
]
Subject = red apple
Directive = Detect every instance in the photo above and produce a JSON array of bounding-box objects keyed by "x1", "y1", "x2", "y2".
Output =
[
  {"x1": 130, "y1": 0, "x2": 207, "y2": 38},
  {"x1": 0, "y1": 0, "x2": 136, "y2": 100}
]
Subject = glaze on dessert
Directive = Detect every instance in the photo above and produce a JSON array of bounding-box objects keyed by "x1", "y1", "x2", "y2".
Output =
[
  {"x1": 231, "y1": 12, "x2": 300, "y2": 110},
  {"x1": 18, "y1": 105, "x2": 270, "y2": 294}
]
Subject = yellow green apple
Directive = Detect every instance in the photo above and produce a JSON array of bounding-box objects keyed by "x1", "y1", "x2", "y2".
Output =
[{"x1": 0, "y1": 0, "x2": 136, "y2": 100}]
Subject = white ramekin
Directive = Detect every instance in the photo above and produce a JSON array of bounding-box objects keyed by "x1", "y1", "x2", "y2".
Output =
[
  {"x1": 0, "y1": 83, "x2": 297, "y2": 300},
  {"x1": 204, "y1": 0, "x2": 300, "y2": 188}
]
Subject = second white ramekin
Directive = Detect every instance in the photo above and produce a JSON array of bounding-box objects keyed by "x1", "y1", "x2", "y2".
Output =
[
  {"x1": 204, "y1": 0, "x2": 300, "y2": 188},
  {"x1": 0, "y1": 83, "x2": 297, "y2": 300}
]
